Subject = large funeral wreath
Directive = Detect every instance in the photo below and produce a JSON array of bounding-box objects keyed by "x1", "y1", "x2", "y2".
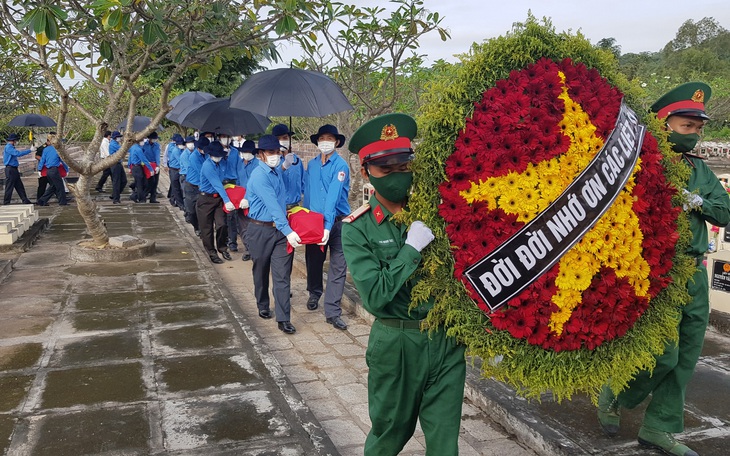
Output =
[{"x1": 404, "y1": 18, "x2": 696, "y2": 401}]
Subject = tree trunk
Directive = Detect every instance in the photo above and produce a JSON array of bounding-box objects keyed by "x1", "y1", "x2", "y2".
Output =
[{"x1": 69, "y1": 174, "x2": 109, "y2": 246}]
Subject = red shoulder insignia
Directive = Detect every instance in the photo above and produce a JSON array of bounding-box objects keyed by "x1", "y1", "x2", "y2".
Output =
[
  {"x1": 342, "y1": 204, "x2": 370, "y2": 223},
  {"x1": 373, "y1": 205, "x2": 385, "y2": 224}
]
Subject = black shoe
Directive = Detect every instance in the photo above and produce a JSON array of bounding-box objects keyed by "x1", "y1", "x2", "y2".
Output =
[
  {"x1": 194, "y1": 229, "x2": 201, "y2": 237},
  {"x1": 221, "y1": 251, "x2": 232, "y2": 261},
  {"x1": 113, "y1": 201, "x2": 121, "y2": 204},
  {"x1": 229, "y1": 245, "x2": 238, "y2": 252},
  {"x1": 149, "y1": 200, "x2": 160, "y2": 204},
  {"x1": 278, "y1": 321, "x2": 296, "y2": 334},
  {"x1": 326, "y1": 316, "x2": 348, "y2": 330},
  {"x1": 209, "y1": 254, "x2": 223, "y2": 264},
  {"x1": 307, "y1": 296, "x2": 320, "y2": 311},
  {"x1": 258, "y1": 309, "x2": 272, "y2": 319},
  {"x1": 36, "y1": 201, "x2": 48, "y2": 206},
  {"x1": 96, "y1": 188, "x2": 106, "y2": 193},
  {"x1": 241, "y1": 253, "x2": 251, "y2": 261},
  {"x1": 22, "y1": 200, "x2": 33, "y2": 204}
]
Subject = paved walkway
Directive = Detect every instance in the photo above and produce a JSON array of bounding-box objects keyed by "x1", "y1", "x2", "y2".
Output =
[{"x1": 0, "y1": 174, "x2": 536, "y2": 455}]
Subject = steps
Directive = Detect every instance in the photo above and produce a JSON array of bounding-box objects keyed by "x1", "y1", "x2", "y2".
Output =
[{"x1": 0, "y1": 204, "x2": 39, "y2": 244}]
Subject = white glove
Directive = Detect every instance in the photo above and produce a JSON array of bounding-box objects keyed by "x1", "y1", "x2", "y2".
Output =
[
  {"x1": 224, "y1": 201, "x2": 235, "y2": 212},
  {"x1": 37, "y1": 171, "x2": 42, "y2": 177},
  {"x1": 318, "y1": 229, "x2": 330, "y2": 245},
  {"x1": 405, "y1": 221, "x2": 434, "y2": 252},
  {"x1": 286, "y1": 231, "x2": 302, "y2": 249},
  {"x1": 282, "y1": 153, "x2": 296, "y2": 170},
  {"x1": 681, "y1": 189, "x2": 703, "y2": 211},
  {"x1": 239, "y1": 198, "x2": 249, "y2": 209},
  {"x1": 154, "y1": 166, "x2": 160, "y2": 174}
]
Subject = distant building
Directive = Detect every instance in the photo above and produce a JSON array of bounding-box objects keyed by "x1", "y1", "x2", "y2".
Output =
[{"x1": 698, "y1": 141, "x2": 730, "y2": 158}]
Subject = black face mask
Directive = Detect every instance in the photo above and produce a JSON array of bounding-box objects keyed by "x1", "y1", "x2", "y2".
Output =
[{"x1": 668, "y1": 131, "x2": 700, "y2": 153}]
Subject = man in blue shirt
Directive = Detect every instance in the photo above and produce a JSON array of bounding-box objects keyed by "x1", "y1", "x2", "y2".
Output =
[
  {"x1": 233, "y1": 140, "x2": 257, "y2": 261},
  {"x1": 127, "y1": 136, "x2": 154, "y2": 203},
  {"x1": 246, "y1": 135, "x2": 301, "y2": 335},
  {"x1": 196, "y1": 141, "x2": 235, "y2": 264},
  {"x1": 108, "y1": 131, "x2": 127, "y2": 204},
  {"x1": 273, "y1": 124, "x2": 305, "y2": 209},
  {"x1": 143, "y1": 132, "x2": 161, "y2": 203},
  {"x1": 303, "y1": 124, "x2": 351, "y2": 330},
  {"x1": 36, "y1": 138, "x2": 69, "y2": 206},
  {"x1": 183, "y1": 136, "x2": 208, "y2": 236},
  {"x1": 3, "y1": 133, "x2": 33, "y2": 204},
  {"x1": 166, "y1": 135, "x2": 185, "y2": 210}
]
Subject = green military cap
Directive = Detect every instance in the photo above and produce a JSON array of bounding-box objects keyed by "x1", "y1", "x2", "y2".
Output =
[
  {"x1": 650, "y1": 82, "x2": 711, "y2": 121},
  {"x1": 349, "y1": 113, "x2": 417, "y2": 166}
]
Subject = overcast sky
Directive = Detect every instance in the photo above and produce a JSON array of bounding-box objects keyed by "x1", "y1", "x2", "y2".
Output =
[{"x1": 271, "y1": 0, "x2": 730, "y2": 67}]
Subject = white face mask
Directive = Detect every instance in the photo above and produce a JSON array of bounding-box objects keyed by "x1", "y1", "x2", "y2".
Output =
[
  {"x1": 185, "y1": 143, "x2": 194, "y2": 150},
  {"x1": 241, "y1": 152, "x2": 254, "y2": 161},
  {"x1": 149, "y1": 139, "x2": 156, "y2": 143},
  {"x1": 143, "y1": 138, "x2": 150, "y2": 144},
  {"x1": 265, "y1": 154, "x2": 280, "y2": 168},
  {"x1": 219, "y1": 137, "x2": 230, "y2": 146},
  {"x1": 177, "y1": 145, "x2": 185, "y2": 150},
  {"x1": 211, "y1": 156, "x2": 222, "y2": 163},
  {"x1": 138, "y1": 140, "x2": 146, "y2": 146},
  {"x1": 317, "y1": 140, "x2": 336, "y2": 154}
]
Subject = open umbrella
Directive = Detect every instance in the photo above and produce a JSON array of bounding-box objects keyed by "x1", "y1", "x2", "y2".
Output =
[
  {"x1": 179, "y1": 98, "x2": 271, "y2": 136},
  {"x1": 118, "y1": 116, "x2": 164, "y2": 132},
  {"x1": 8, "y1": 113, "x2": 56, "y2": 127},
  {"x1": 167, "y1": 91, "x2": 216, "y2": 124},
  {"x1": 8, "y1": 113, "x2": 57, "y2": 145},
  {"x1": 229, "y1": 68, "x2": 353, "y2": 118}
]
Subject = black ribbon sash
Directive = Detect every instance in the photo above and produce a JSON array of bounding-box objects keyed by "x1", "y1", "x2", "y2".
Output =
[{"x1": 463, "y1": 101, "x2": 646, "y2": 311}]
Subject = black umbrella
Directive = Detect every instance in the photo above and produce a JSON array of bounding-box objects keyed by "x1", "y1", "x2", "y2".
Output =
[
  {"x1": 8, "y1": 113, "x2": 56, "y2": 145},
  {"x1": 167, "y1": 91, "x2": 216, "y2": 124},
  {"x1": 229, "y1": 68, "x2": 353, "y2": 118},
  {"x1": 118, "y1": 116, "x2": 164, "y2": 132},
  {"x1": 8, "y1": 113, "x2": 57, "y2": 127},
  {"x1": 179, "y1": 98, "x2": 271, "y2": 136}
]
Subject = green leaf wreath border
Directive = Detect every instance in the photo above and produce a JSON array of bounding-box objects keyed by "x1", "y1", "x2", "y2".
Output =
[{"x1": 403, "y1": 16, "x2": 695, "y2": 401}]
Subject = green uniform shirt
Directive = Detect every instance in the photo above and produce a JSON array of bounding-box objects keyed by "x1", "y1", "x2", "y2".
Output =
[
  {"x1": 685, "y1": 155, "x2": 730, "y2": 256},
  {"x1": 341, "y1": 195, "x2": 431, "y2": 320}
]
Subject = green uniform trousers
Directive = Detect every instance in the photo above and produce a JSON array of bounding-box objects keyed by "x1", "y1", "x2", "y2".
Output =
[
  {"x1": 618, "y1": 265, "x2": 709, "y2": 433},
  {"x1": 364, "y1": 320, "x2": 466, "y2": 456}
]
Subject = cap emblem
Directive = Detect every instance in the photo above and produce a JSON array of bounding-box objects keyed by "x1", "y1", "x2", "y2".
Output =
[
  {"x1": 691, "y1": 90, "x2": 704, "y2": 103},
  {"x1": 380, "y1": 124, "x2": 399, "y2": 141}
]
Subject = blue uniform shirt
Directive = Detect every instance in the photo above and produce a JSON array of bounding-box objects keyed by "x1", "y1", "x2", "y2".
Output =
[
  {"x1": 127, "y1": 144, "x2": 154, "y2": 174},
  {"x1": 180, "y1": 148, "x2": 191, "y2": 175},
  {"x1": 247, "y1": 159, "x2": 292, "y2": 235},
  {"x1": 304, "y1": 152, "x2": 351, "y2": 230},
  {"x1": 282, "y1": 153, "x2": 305, "y2": 206},
  {"x1": 143, "y1": 141, "x2": 160, "y2": 164},
  {"x1": 167, "y1": 145, "x2": 182, "y2": 169},
  {"x1": 37, "y1": 145, "x2": 68, "y2": 171},
  {"x1": 237, "y1": 158, "x2": 257, "y2": 188},
  {"x1": 222, "y1": 147, "x2": 239, "y2": 182},
  {"x1": 185, "y1": 150, "x2": 206, "y2": 186},
  {"x1": 4, "y1": 143, "x2": 31, "y2": 167},
  {"x1": 109, "y1": 139, "x2": 121, "y2": 156},
  {"x1": 199, "y1": 158, "x2": 231, "y2": 203}
]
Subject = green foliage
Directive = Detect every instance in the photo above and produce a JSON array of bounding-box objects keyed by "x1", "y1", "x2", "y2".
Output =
[{"x1": 407, "y1": 15, "x2": 693, "y2": 402}]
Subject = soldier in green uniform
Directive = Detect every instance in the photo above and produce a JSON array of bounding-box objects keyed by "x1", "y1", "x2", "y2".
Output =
[
  {"x1": 598, "y1": 83, "x2": 730, "y2": 456},
  {"x1": 342, "y1": 113, "x2": 466, "y2": 456}
]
